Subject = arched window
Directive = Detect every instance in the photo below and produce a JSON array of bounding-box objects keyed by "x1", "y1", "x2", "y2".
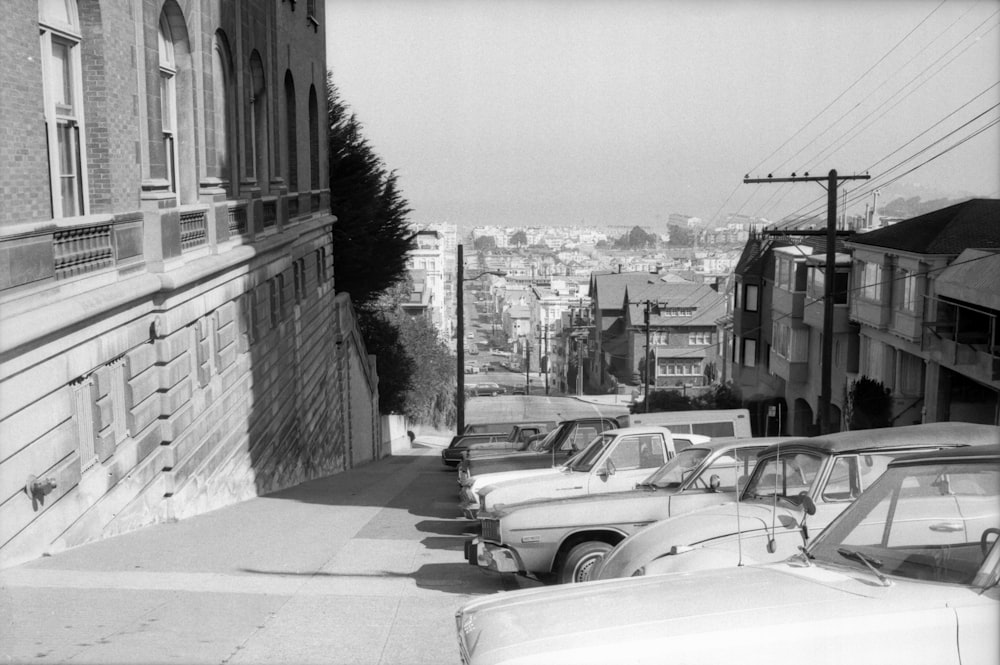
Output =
[
  {"x1": 308, "y1": 85, "x2": 319, "y2": 191},
  {"x1": 158, "y1": 14, "x2": 178, "y2": 195},
  {"x1": 39, "y1": 0, "x2": 87, "y2": 218},
  {"x1": 284, "y1": 71, "x2": 298, "y2": 191},
  {"x1": 248, "y1": 51, "x2": 267, "y2": 186},
  {"x1": 157, "y1": 2, "x2": 195, "y2": 203},
  {"x1": 212, "y1": 31, "x2": 237, "y2": 196}
]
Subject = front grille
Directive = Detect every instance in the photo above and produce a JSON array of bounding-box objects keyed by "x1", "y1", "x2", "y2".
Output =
[{"x1": 481, "y1": 518, "x2": 500, "y2": 543}]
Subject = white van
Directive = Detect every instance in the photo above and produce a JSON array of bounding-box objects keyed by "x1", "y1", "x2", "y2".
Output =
[{"x1": 616, "y1": 408, "x2": 752, "y2": 439}]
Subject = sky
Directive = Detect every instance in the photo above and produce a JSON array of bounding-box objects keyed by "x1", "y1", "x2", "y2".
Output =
[{"x1": 326, "y1": 0, "x2": 1000, "y2": 229}]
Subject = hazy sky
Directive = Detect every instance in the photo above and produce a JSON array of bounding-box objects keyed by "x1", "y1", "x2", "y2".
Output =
[{"x1": 326, "y1": 0, "x2": 1000, "y2": 228}]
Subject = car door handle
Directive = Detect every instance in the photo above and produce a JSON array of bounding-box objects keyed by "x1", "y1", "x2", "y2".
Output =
[{"x1": 929, "y1": 522, "x2": 963, "y2": 532}]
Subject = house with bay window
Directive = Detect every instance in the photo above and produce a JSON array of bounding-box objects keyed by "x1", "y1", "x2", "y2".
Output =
[{"x1": 846, "y1": 198, "x2": 1000, "y2": 426}]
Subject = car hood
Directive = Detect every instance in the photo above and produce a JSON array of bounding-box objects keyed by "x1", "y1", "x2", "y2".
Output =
[
  {"x1": 490, "y1": 487, "x2": 655, "y2": 518},
  {"x1": 472, "y1": 468, "x2": 563, "y2": 493},
  {"x1": 596, "y1": 500, "x2": 802, "y2": 578},
  {"x1": 457, "y1": 563, "x2": 976, "y2": 665},
  {"x1": 481, "y1": 469, "x2": 590, "y2": 508}
]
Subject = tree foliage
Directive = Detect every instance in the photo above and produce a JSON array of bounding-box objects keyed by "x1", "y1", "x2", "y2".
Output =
[
  {"x1": 846, "y1": 376, "x2": 893, "y2": 429},
  {"x1": 327, "y1": 73, "x2": 413, "y2": 308},
  {"x1": 509, "y1": 230, "x2": 528, "y2": 246},
  {"x1": 631, "y1": 382, "x2": 743, "y2": 413},
  {"x1": 667, "y1": 224, "x2": 695, "y2": 246},
  {"x1": 362, "y1": 278, "x2": 457, "y2": 425},
  {"x1": 474, "y1": 235, "x2": 497, "y2": 251},
  {"x1": 614, "y1": 226, "x2": 657, "y2": 249}
]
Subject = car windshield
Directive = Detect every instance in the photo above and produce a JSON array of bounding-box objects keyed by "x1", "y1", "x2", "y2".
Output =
[
  {"x1": 809, "y1": 461, "x2": 1000, "y2": 585},
  {"x1": 743, "y1": 451, "x2": 822, "y2": 504},
  {"x1": 641, "y1": 448, "x2": 711, "y2": 489},
  {"x1": 529, "y1": 425, "x2": 565, "y2": 452},
  {"x1": 566, "y1": 433, "x2": 616, "y2": 472}
]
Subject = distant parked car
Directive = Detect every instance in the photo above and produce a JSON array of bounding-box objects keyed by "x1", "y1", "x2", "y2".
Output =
[
  {"x1": 454, "y1": 443, "x2": 1000, "y2": 665},
  {"x1": 475, "y1": 382, "x2": 504, "y2": 396}
]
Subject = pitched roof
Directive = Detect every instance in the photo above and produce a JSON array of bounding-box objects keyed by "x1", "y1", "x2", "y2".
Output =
[
  {"x1": 849, "y1": 198, "x2": 1000, "y2": 254},
  {"x1": 623, "y1": 282, "x2": 727, "y2": 327},
  {"x1": 590, "y1": 271, "x2": 672, "y2": 311},
  {"x1": 934, "y1": 249, "x2": 1000, "y2": 311}
]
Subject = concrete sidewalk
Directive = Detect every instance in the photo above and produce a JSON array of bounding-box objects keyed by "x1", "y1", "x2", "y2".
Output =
[{"x1": 0, "y1": 440, "x2": 538, "y2": 664}]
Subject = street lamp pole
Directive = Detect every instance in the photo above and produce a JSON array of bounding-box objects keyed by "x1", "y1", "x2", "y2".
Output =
[{"x1": 457, "y1": 244, "x2": 466, "y2": 434}]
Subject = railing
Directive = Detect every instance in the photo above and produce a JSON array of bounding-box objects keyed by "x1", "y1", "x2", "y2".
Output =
[
  {"x1": 53, "y1": 224, "x2": 114, "y2": 279},
  {"x1": 179, "y1": 208, "x2": 208, "y2": 251},
  {"x1": 227, "y1": 203, "x2": 247, "y2": 236}
]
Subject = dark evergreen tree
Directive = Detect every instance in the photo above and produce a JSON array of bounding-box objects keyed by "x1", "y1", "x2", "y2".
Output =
[{"x1": 327, "y1": 73, "x2": 414, "y2": 307}]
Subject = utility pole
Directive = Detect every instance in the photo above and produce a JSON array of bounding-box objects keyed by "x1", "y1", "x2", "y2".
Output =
[
  {"x1": 524, "y1": 337, "x2": 530, "y2": 394},
  {"x1": 644, "y1": 301, "x2": 652, "y2": 412},
  {"x1": 544, "y1": 323, "x2": 549, "y2": 395},
  {"x1": 745, "y1": 169, "x2": 870, "y2": 434},
  {"x1": 627, "y1": 299, "x2": 662, "y2": 413},
  {"x1": 456, "y1": 244, "x2": 465, "y2": 434}
]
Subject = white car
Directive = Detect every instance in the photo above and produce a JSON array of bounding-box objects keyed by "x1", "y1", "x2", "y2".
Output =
[
  {"x1": 472, "y1": 426, "x2": 684, "y2": 517},
  {"x1": 455, "y1": 444, "x2": 1000, "y2": 665},
  {"x1": 595, "y1": 422, "x2": 1000, "y2": 579}
]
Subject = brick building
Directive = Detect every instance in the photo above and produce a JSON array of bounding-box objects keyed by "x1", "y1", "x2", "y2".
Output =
[{"x1": 0, "y1": 0, "x2": 380, "y2": 568}]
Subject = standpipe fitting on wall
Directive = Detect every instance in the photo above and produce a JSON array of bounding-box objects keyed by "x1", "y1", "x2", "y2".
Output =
[{"x1": 25, "y1": 475, "x2": 58, "y2": 500}]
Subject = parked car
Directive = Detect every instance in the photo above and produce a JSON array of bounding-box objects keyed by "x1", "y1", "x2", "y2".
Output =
[
  {"x1": 465, "y1": 437, "x2": 789, "y2": 583},
  {"x1": 595, "y1": 422, "x2": 1000, "y2": 579},
  {"x1": 457, "y1": 418, "x2": 620, "y2": 488},
  {"x1": 459, "y1": 432, "x2": 711, "y2": 517},
  {"x1": 441, "y1": 423, "x2": 553, "y2": 467},
  {"x1": 454, "y1": 444, "x2": 1000, "y2": 665},
  {"x1": 466, "y1": 426, "x2": 685, "y2": 519},
  {"x1": 474, "y1": 382, "x2": 504, "y2": 396}
]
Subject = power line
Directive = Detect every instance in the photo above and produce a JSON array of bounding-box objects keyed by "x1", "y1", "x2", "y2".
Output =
[{"x1": 745, "y1": 0, "x2": 949, "y2": 177}]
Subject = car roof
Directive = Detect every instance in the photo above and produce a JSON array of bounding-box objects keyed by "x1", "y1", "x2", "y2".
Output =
[
  {"x1": 609, "y1": 426, "x2": 674, "y2": 436},
  {"x1": 692, "y1": 436, "x2": 798, "y2": 454},
  {"x1": 888, "y1": 442, "x2": 1000, "y2": 466},
  {"x1": 757, "y1": 422, "x2": 1000, "y2": 458}
]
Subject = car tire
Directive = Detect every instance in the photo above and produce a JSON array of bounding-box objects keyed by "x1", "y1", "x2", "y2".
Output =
[{"x1": 558, "y1": 541, "x2": 613, "y2": 584}]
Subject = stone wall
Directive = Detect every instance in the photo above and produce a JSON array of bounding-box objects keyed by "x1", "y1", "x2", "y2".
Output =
[{"x1": 0, "y1": 217, "x2": 380, "y2": 569}]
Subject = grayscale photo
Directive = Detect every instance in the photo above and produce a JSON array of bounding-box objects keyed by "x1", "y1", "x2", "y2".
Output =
[{"x1": 1, "y1": 1, "x2": 998, "y2": 664}]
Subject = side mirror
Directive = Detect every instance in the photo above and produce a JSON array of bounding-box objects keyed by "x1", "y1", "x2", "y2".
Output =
[
  {"x1": 708, "y1": 474, "x2": 721, "y2": 491},
  {"x1": 598, "y1": 460, "x2": 616, "y2": 480},
  {"x1": 799, "y1": 493, "x2": 817, "y2": 516}
]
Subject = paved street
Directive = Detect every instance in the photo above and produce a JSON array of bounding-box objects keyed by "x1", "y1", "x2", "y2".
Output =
[{"x1": 0, "y1": 442, "x2": 540, "y2": 665}]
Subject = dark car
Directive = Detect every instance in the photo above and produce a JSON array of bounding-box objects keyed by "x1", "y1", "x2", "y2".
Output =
[{"x1": 475, "y1": 382, "x2": 504, "y2": 396}]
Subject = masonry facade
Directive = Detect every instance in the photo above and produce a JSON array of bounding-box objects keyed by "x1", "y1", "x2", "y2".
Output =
[{"x1": 0, "y1": 0, "x2": 381, "y2": 569}]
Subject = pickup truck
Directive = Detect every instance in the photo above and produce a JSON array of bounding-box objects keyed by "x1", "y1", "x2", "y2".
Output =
[
  {"x1": 441, "y1": 423, "x2": 553, "y2": 467},
  {"x1": 465, "y1": 437, "x2": 786, "y2": 583},
  {"x1": 464, "y1": 426, "x2": 682, "y2": 520},
  {"x1": 457, "y1": 418, "x2": 619, "y2": 483}
]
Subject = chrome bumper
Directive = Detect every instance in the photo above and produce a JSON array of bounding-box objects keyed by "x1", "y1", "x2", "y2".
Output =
[{"x1": 464, "y1": 536, "x2": 521, "y2": 574}]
